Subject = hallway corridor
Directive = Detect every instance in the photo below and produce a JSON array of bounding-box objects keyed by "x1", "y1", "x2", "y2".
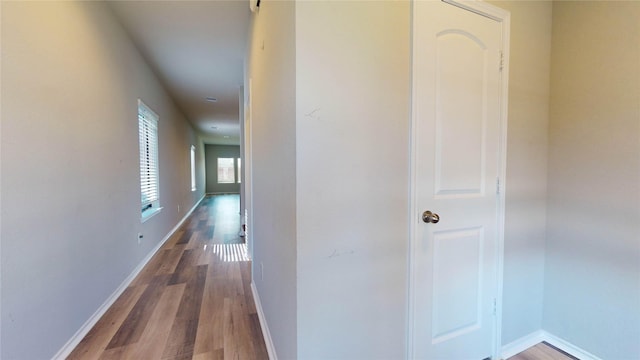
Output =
[{"x1": 68, "y1": 195, "x2": 268, "y2": 360}]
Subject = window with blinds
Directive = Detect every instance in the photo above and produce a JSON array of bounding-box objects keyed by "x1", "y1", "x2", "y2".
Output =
[
  {"x1": 138, "y1": 100, "x2": 160, "y2": 219},
  {"x1": 190, "y1": 145, "x2": 196, "y2": 191}
]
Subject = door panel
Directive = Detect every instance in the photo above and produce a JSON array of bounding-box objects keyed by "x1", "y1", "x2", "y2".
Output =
[
  {"x1": 411, "y1": 1, "x2": 504, "y2": 359},
  {"x1": 432, "y1": 227, "x2": 483, "y2": 343},
  {"x1": 435, "y1": 31, "x2": 487, "y2": 196}
]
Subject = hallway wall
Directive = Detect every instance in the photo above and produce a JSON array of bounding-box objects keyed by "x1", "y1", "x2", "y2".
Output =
[
  {"x1": 545, "y1": 2, "x2": 640, "y2": 358},
  {"x1": 294, "y1": 2, "x2": 411, "y2": 358},
  {"x1": 246, "y1": 1, "x2": 298, "y2": 359},
  {"x1": 0, "y1": 2, "x2": 205, "y2": 358}
]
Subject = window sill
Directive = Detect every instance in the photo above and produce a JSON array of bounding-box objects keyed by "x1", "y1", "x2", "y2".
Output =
[{"x1": 141, "y1": 207, "x2": 163, "y2": 223}]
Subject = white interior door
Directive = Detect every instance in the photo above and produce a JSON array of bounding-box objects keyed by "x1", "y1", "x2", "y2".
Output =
[{"x1": 410, "y1": 1, "x2": 506, "y2": 359}]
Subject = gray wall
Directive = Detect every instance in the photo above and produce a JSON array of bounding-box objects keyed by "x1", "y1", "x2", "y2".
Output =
[
  {"x1": 205, "y1": 144, "x2": 241, "y2": 194},
  {"x1": 247, "y1": 1, "x2": 298, "y2": 359},
  {"x1": 545, "y1": 2, "x2": 640, "y2": 358},
  {"x1": 0, "y1": 2, "x2": 205, "y2": 358},
  {"x1": 294, "y1": 2, "x2": 410, "y2": 359}
]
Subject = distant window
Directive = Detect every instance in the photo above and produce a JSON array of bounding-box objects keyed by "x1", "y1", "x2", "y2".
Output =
[
  {"x1": 138, "y1": 100, "x2": 160, "y2": 219},
  {"x1": 190, "y1": 145, "x2": 196, "y2": 191},
  {"x1": 237, "y1": 158, "x2": 241, "y2": 184},
  {"x1": 217, "y1": 158, "x2": 235, "y2": 183}
]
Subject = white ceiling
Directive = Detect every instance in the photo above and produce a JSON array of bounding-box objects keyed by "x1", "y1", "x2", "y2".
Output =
[{"x1": 108, "y1": 0, "x2": 251, "y2": 145}]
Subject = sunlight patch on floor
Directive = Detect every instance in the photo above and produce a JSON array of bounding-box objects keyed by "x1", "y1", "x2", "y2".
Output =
[{"x1": 211, "y1": 243, "x2": 249, "y2": 262}]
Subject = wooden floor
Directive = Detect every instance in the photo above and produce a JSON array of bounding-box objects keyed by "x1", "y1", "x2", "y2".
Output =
[
  {"x1": 508, "y1": 342, "x2": 578, "y2": 360},
  {"x1": 69, "y1": 195, "x2": 268, "y2": 360},
  {"x1": 67, "y1": 195, "x2": 578, "y2": 360}
]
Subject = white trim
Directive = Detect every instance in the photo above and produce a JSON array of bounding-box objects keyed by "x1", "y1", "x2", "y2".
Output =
[
  {"x1": 52, "y1": 195, "x2": 205, "y2": 360},
  {"x1": 543, "y1": 331, "x2": 602, "y2": 360},
  {"x1": 405, "y1": 1, "x2": 416, "y2": 357},
  {"x1": 443, "y1": 0, "x2": 506, "y2": 22},
  {"x1": 246, "y1": 78, "x2": 255, "y2": 265},
  {"x1": 141, "y1": 206, "x2": 163, "y2": 223},
  {"x1": 500, "y1": 330, "x2": 602, "y2": 360},
  {"x1": 500, "y1": 330, "x2": 546, "y2": 359},
  {"x1": 407, "y1": 1, "x2": 510, "y2": 359},
  {"x1": 251, "y1": 282, "x2": 278, "y2": 360},
  {"x1": 490, "y1": 2, "x2": 511, "y2": 358}
]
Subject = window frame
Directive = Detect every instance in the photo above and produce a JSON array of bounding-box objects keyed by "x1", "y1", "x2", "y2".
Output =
[
  {"x1": 237, "y1": 157, "x2": 241, "y2": 184},
  {"x1": 190, "y1": 145, "x2": 196, "y2": 191},
  {"x1": 138, "y1": 99, "x2": 162, "y2": 221},
  {"x1": 217, "y1": 157, "x2": 236, "y2": 184}
]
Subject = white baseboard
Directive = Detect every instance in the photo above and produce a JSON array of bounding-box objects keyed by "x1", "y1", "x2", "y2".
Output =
[
  {"x1": 543, "y1": 331, "x2": 602, "y2": 360},
  {"x1": 52, "y1": 196, "x2": 205, "y2": 360},
  {"x1": 500, "y1": 330, "x2": 546, "y2": 359},
  {"x1": 251, "y1": 282, "x2": 278, "y2": 360},
  {"x1": 500, "y1": 330, "x2": 602, "y2": 360}
]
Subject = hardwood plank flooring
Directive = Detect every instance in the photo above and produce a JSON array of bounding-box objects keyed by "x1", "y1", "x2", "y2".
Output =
[
  {"x1": 68, "y1": 195, "x2": 268, "y2": 360},
  {"x1": 70, "y1": 194, "x2": 576, "y2": 360},
  {"x1": 508, "y1": 342, "x2": 579, "y2": 360}
]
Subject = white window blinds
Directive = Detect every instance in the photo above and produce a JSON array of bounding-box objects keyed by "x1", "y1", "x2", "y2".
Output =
[
  {"x1": 138, "y1": 100, "x2": 159, "y2": 213},
  {"x1": 190, "y1": 145, "x2": 196, "y2": 191}
]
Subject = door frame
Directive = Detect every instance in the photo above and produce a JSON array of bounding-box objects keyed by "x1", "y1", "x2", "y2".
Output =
[
  {"x1": 407, "y1": 1, "x2": 511, "y2": 359},
  {"x1": 244, "y1": 79, "x2": 254, "y2": 262}
]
